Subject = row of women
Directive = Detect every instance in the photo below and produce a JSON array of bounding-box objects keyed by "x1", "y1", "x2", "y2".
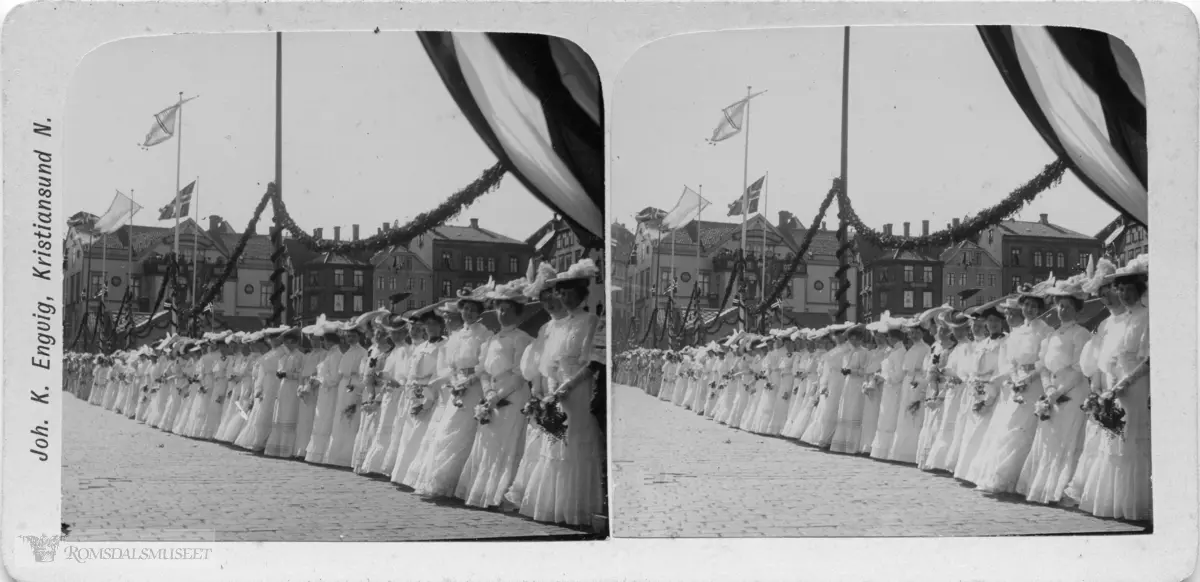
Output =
[
  {"x1": 616, "y1": 255, "x2": 1151, "y2": 522},
  {"x1": 65, "y1": 258, "x2": 607, "y2": 528}
]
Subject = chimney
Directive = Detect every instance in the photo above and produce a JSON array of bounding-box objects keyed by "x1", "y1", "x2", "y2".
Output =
[
  {"x1": 314, "y1": 227, "x2": 323, "y2": 240},
  {"x1": 352, "y1": 224, "x2": 360, "y2": 241},
  {"x1": 1039, "y1": 213, "x2": 1049, "y2": 225},
  {"x1": 778, "y1": 211, "x2": 790, "y2": 229},
  {"x1": 382, "y1": 221, "x2": 389, "y2": 232},
  {"x1": 208, "y1": 215, "x2": 221, "y2": 234},
  {"x1": 952, "y1": 218, "x2": 961, "y2": 229},
  {"x1": 883, "y1": 224, "x2": 893, "y2": 236},
  {"x1": 903, "y1": 222, "x2": 911, "y2": 237},
  {"x1": 821, "y1": 221, "x2": 827, "y2": 231},
  {"x1": 470, "y1": 218, "x2": 480, "y2": 229},
  {"x1": 247, "y1": 222, "x2": 257, "y2": 236},
  {"x1": 333, "y1": 226, "x2": 341, "y2": 241},
  {"x1": 922, "y1": 220, "x2": 929, "y2": 236}
]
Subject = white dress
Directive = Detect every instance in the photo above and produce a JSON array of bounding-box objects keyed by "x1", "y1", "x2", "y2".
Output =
[
  {"x1": 234, "y1": 347, "x2": 285, "y2": 452},
  {"x1": 365, "y1": 345, "x2": 411, "y2": 475},
  {"x1": 304, "y1": 348, "x2": 344, "y2": 463},
  {"x1": 456, "y1": 326, "x2": 534, "y2": 507},
  {"x1": 391, "y1": 339, "x2": 443, "y2": 484},
  {"x1": 886, "y1": 341, "x2": 930, "y2": 464},
  {"x1": 869, "y1": 345, "x2": 908, "y2": 458},
  {"x1": 322, "y1": 344, "x2": 368, "y2": 467},
  {"x1": 504, "y1": 315, "x2": 564, "y2": 508},
  {"x1": 293, "y1": 348, "x2": 324, "y2": 457},
  {"x1": 953, "y1": 336, "x2": 1006, "y2": 481},
  {"x1": 265, "y1": 348, "x2": 305, "y2": 458}
]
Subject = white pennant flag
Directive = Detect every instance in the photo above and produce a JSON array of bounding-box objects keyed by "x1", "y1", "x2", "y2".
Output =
[
  {"x1": 708, "y1": 99, "x2": 748, "y2": 143},
  {"x1": 94, "y1": 191, "x2": 143, "y2": 234},
  {"x1": 141, "y1": 96, "x2": 197, "y2": 148},
  {"x1": 661, "y1": 186, "x2": 710, "y2": 230}
]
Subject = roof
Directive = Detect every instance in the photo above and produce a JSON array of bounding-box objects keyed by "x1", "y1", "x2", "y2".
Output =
[
  {"x1": 995, "y1": 219, "x2": 1096, "y2": 241},
  {"x1": 781, "y1": 228, "x2": 841, "y2": 258},
  {"x1": 939, "y1": 240, "x2": 1000, "y2": 267},
  {"x1": 880, "y1": 248, "x2": 941, "y2": 263},
  {"x1": 432, "y1": 225, "x2": 528, "y2": 246}
]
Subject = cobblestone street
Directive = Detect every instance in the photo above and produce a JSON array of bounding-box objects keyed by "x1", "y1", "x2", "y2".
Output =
[
  {"x1": 610, "y1": 383, "x2": 1149, "y2": 538},
  {"x1": 63, "y1": 394, "x2": 592, "y2": 542}
]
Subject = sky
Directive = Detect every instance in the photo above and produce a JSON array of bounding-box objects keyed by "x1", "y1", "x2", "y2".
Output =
[
  {"x1": 612, "y1": 26, "x2": 1121, "y2": 237},
  {"x1": 65, "y1": 32, "x2": 552, "y2": 243}
]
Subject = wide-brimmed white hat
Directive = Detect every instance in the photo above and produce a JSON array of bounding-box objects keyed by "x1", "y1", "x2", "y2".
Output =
[
  {"x1": 486, "y1": 277, "x2": 531, "y2": 304},
  {"x1": 1044, "y1": 273, "x2": 1090, "y2": 301},
  {"x1": 554, "y1": 258, "x2": 599, "y2": 283},
  {"x1": 1082, "y1": 256, "x2": 1119, "y2": 295},
  {"x1": 525, "y1": 262, "x2": 560, "y2": 299},
  {"x1": 1112, "y1": 253, "x2": 1149, "y2": 282}
]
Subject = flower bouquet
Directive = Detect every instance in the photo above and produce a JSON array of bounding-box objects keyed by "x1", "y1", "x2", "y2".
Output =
[
  {"x1": 840, "y1": 368, "x2": 852, "y2": 377},
  {"x1": 409, "y1": 402, "x2": 425, "y2": 417},
  {"x1": 215, "y1": 392, "x2": 225, "y2": 405},
  {"x1": 276, "y1": 370, "x2": 287, "y2": 379},
  {"x1": 342, "y1": 403, "x2": 358, "y2": 418},
  {"x1": 781, "y1": 390, "x2": 791, "y2": 401},
  {"x1": 520, "y1": 397, "x2": 542, "y2": 417},
  {"x1": 970, "y1": 380, "x2": 990, "y2": 413},
  {"x1": 534, "y1": 401, "x2": 569, "y2": 443},
  {"x1": 474, "y1": 399, "x2": 493, "y2": 425},
  {"x1": 763, "y1": 381, "x2": 776, "y2": 392},
  {"x1": 923, "y1": 394, "x2": 943, "y2": 409},
  {"x1": 1032, "y1": 390, "x2": 1073, "y2": 420},
  {"x1": 906, "y1": 400, "x2": 923, "y2": 416},
  {"x1": 1092, "y1": 396, "x2": 1127, "y2": 438}
]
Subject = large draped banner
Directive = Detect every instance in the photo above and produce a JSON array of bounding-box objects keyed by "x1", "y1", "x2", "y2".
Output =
[
  {"x1": 978, "y1": 26, "x2": 1147, "y2": 226},
  {"x1": 419, "y1": 32, "x2": 604, "y2": 244}
]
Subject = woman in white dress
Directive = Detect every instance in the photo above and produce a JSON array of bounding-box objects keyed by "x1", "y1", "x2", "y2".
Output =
[
  {"x1": 214, "y1": 334, "x2": 250, "y2": 442},
  {"x1": 352, "y1": 317, "x2": 395, "y2": 473},
  {"x1": 801, "y1": 327, "x2": 852, "y2": 448},
  {"x1": 199, "y1": 337, "x2": 233, "y2": 439},
  {"x1": 304, "y1": 326, "x2": 346, "y2": 464},
  {"x1": 857, "y1": 331, "x2": 888, "y2": 453},
  {"x1": 504, "y1": 264, "x2": 566, "y2": 510},
  {"x1": 885, "y1": 318, "x2": 933, "y2": 464},
  {"x1": 234, "y1": 330, "x2": 287, "y2": 452},
  {"x1": 952, "y1": 301, "x2": 1009, "y2": 481},
  {"x1": 830, "y1": 326, "x2": 871, "y2": 454},
  {"x1": 869, "y1": 323, "x2": 908, "y2": 459},
  {"x1": 917, "y1": 322, "x2": 957, "y2": 469},
  {"x1": 391, "y1": 308, "x2": 447, "y2": 485},
  {"x1": 381, "y1": 320, "x2": 420, "y2": 474},
  {"x1": 457, "y1": 280, "x2": 535, "y2": 508},
  {"x1": 293, "y1": 328, "x2": 328, "y2": 458},
  {"x1": 362, "y1": 316, "x2": 411, "y2": 476},
  {"x1": 168, "y1": 344, "x2": 203, "y2": 434},
  {"x1": 410, "y1": 287, "x2": 492, "y2": 497},
  {"x1": 517, "y1": 259, "x2": 605, "y2": 526},
  {"x1": 1077, "y1": 256, "x2": 1151, "y2": 521},
  {"x1": 265, "y1": 327, "x2": 306, "y2": 458},
  {"x1": 1016, "y1": 275, "x2": 1093, "y2": 503},
  {"x1": 971, "y1": 289, "x2": 1054, "y2": 492},
  {"x1": 322, "y1": 320, "x2": 370, "y2": 467},
  {"x1": 922, "y1": 312, "x2": 973, "y2": 472}
]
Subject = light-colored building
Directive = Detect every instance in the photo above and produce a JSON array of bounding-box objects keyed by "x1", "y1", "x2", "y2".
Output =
[
  {"x1": 940, "y1": 240, "x2": 1003, "y2": 310},
  {"x1": 527, "y1": 217, "x2": 606, "y2": 315},
  {"x1": 1095, "y1": 216, "x2": 1148, "y2": 267},
  {"x1": 403, "y1": 218, "x2": 535, "y2": 303},
  {"x1": 975, "y1": 215, "x2": 1103, "y2": 294}
]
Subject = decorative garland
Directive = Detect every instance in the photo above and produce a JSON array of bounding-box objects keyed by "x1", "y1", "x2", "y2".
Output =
[
  {"x1": 188, "y1": 184, "x2": 275, "y2": 320},
  {"x1": 271, "y1": 162, "x2": 507, "y2": 254},
  {"x1": 269, "y1": 224, "x2": 288, "y2": 325},
  {"x1": 833, "y1": 198, "x2": 855, "y2": 322},
  {"x1": 839, "y1": 158, "x2": 1069, "y2": 250},
  {"x1": 757, "y1": 178, "x2": 841, "y2": 317}
]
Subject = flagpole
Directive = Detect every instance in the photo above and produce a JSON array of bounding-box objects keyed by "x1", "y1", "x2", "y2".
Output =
[
  {"x1": 836, "y1": 26, "x2": 851, "y2": 325},
  {"x1": 761, "y1": 171, "x2": 768, "y2": 301},
  {"x1": 128, "y1": 189, "x2": 135, "y2": 298},
  {"x1": 172, "y1": 91, "x2": 184, "y2": 333},
  {"x1": 740, "y1": 85, "x2": 751, "y2": 262},
  {"x1": 191, "y1": 177, "x2": 200, "y2": 309},
  {"x1": 696, "y1": 184, "x2": 703, "y2": 344}
]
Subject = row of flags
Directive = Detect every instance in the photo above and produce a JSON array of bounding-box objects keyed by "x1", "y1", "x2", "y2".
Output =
[{"x1": 72, "y1": 96, "x2": 199, "y2": 240}]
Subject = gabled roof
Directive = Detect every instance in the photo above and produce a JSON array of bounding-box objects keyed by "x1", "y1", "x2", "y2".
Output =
[
  {"x1": 432, "y1": 225, "x2": 527, "y2": 246},
  {"x1": 879, "y1": 248, "x2": 941, "y2": 263},
  {"x1": 995, "y1": 219, "x2": 1096, "y2": 241},
  {"x1": 938, "y1": 240, "x2": 1000, "y2": 266},
  {"x1": 653, "y1": 215, "x2": 793, "y2": 257}
]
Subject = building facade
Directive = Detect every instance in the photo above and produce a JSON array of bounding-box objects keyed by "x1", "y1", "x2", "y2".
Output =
[
  {"x1": 940, "y1": 240, "x2": 1003, "y2": 310},
  {"x1": 1095, "y1": 216, "x2": 1149, "y2": 267},
  {"x1": 975, "y1": 215, "x2": 1104, "y2": 293},
  {"x1": 404, "y1": 218, "x2": 535, "y2": 302},
  {"x1": 856, "y1": 221, "x2": 944, "y2": 321},
  {"x1": 369, "y1": 246, "x2": 435, "y2": 313},
  {"x1": 527, "y1": 217, "x2": 606, "y2": 314}
]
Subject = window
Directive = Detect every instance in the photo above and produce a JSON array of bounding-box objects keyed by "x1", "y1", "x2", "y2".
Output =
[
  {"x1": 260, "y1": 282, "x2": 272, "y2": 307},
  {"x1": 406, "y1": 277, "x2": 413, "y2": 291},
  {"x1": 903, "y1": 290, "x2": 914, "y2": 308},
  {"x1": 1056, "y1": 252, "x2": 1065, "y2": 268},
  {"x1": 959, "y1": 273, "x2": 967, "y2": 286},
  {"x1": 353, "y1": 270, "x2": 364, "y2": 287},
  {"x1": 509, "y1": 257, "x2": 519, "y2": 272},
  {"x1": 130, "y1": 276, "x2": 142, "y2": 299},
  {"x1": 698, "y1": 271, "x2": 711, "y2": 295},
  {"x1": 829, "y1": 278, "x2": 840, "y2": 302},
  {"x1": 922, "y1": 291, "x2": 933, "y2": 308},
  {"x1": 442, "y1": 252, "x2": 452, "y2": 269},
  {"x1": 89, "y1": 271, "x2": 103, "y2": 292},
  {"x1": 973, "y1": 252, "x2": 982, "y2": 264},
  {"x1": 575, "y1": 250, "x2": 582, "y2": 263},
  {"x1": 420, "y1": 278, "x2": 426, "y2": 291},
  {"x1": 945, "y1": 273, "x2": 955, "y2": 287},
  {"x1": 465, "y1": 256, "x2": 474, "y2": 272},
  {"x1": 1011, "y1": 275, "x2": 1021, "y2": 292},
  {"x1": 389, "y1": 277, "x2": 396, "y2": 290},
  {"x1": 308, "y1": 272, "x2": 319, "y2": 286},
  {"x1": 353, "y1": 295, "x2": 363, "y2": 312},
  {"x1": 334, "y1": 294, "x2": 345, "y2": 312},
  {"x1": 988, "y1": 274, "x2": 997, "y2": 287},
  {"x1": 977, "y1": 273, "x2": 985, "y2": 287},
  {"x1": 408, "y1": 299, "x2": 417, "y2": 310},
  {"x1": 377, "y1": 276, "x2": 384, "y2": 289},
  {"x1": 975, "y1": 295, "x2": 984, "y2": 307},
  {"x1": 1077, "y1": 253, "x2": 1089, "y2": 268},
  {"x1": 923, "y1": 266, "x2": 933, "y2": 283},
  {"x1": 903, "y1": 266, "x2": 913, "y2": 282},
  {"x1": 309, "y1": 295, "x2": 318, "y2": 311},
  {"x1": 1034, "y1": 251, "x2": 1043, "y2": 267},
  {"x1": 334, "y1": 269, "x2": 345, "y2": 286},
  {"x1": 487, "y1": 258, "x2": 496, "y2": 272},
  {"x1": 441, "y1": 279, "x2": 452, "y2": 297},
  {"x1": 880, "y1": 292, "x2": 888, "y2": 308},
  {"x1": 1010, "y1": 248, "x2": 1021, "y2": 266}
]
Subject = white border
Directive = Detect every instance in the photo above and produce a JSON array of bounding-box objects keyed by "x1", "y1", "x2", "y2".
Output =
[{"x1": 3, "y1": 2, "x2": 1197, "y2": 581}]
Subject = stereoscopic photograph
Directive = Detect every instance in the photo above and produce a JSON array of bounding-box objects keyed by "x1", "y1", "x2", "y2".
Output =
[
  {"x1": 58, "y1": 30, "x2": 607, "y2": 542},
  {"x1": 610, "y1": 25, "x2": 1152, "y2": 538}
]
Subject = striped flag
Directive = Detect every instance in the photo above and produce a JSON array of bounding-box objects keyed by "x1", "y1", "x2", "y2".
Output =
[
  {"x1": 709, "y1": 99, "x2": 748, "y2": 143},
  {"x1": 418, "y1": 32, "x2": 603, "y2": 240},
  {"x1": 978, "y1": 26, "x2": 1146, "y2": 226},
  {"x1": 141, "y1": 97, "x2": 197, "y2": 148},
  {"x1": 727, "y1": 176, "x2": 765, "y2": 216},
  {"x1": 158, "y1": 181, "x2": 195, "y2": 220}
]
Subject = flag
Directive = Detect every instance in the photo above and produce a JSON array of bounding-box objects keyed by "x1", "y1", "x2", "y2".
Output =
[
  {"x1": 709, "y1": 99, "x2": 748, "y2": 143},
  {"x1": 727, "y1": 176, "x2": 765, "y2": 216},
  {"x1": 662, "y1": 186, "x2": 710, "y2": 230},
  {"x1": 664, "y1": 279, "x2": 678, "y2": 296},
  {"x1": 141, "y1": 97, "x2": 196, "y2": 148},
  {"x1": 978, "y1": 26, "x2": 1146, "y2": 225},
  {"x1": 94, "y1": 191, "x2": 143, "y2": 234},
  {"x1": 158, "y1": 181, "x2": 196, "y2": 220}
]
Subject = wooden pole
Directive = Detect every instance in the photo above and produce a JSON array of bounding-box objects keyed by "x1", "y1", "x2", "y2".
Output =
[{"x1": 836, "y1": 26, "x2": 852, "y2": 324}]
